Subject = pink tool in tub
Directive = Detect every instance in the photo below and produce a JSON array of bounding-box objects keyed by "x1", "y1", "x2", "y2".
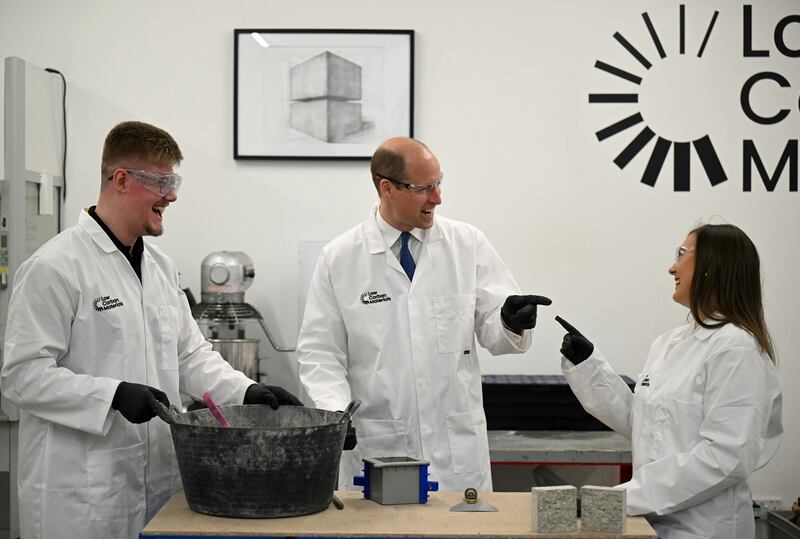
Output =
[{"x1": 202, "y1": 390, "x2": 229, "y2": 427}]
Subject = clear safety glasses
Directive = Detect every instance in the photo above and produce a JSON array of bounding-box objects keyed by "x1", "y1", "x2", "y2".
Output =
[
  {"x1": 108, "y1": 168, "x2": 183, "y2": 196},
  {"x1": 675, "y1": 245, "x2": 695, "y2": 263},
  {"x1": 381, "y1": 173, "x2": 443, "y2": 197}
]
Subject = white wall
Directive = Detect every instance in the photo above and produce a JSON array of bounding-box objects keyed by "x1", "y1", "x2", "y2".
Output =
[{"x1": 2, "y1": 0, "x2": 798, "y2": 507}]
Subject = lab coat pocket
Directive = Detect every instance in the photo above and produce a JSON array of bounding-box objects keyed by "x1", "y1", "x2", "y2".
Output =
[
  {"x1": 356, "y1": 419, "x2": 408, "y2": 456},
  {"x1": 433, "y1": 294, "x2": 476, "y2": 354},
  {"x1": 445, "y1": 408, "x2": 489, "y2": 474},
  {"x1": 157, "y1": 305, "x2": 179, "y2": 371},
  {"x1": 661, "y1": 395, "x2": 703, "y2": 454},
  {"x1": 87, "y1": 442, "x2": 146, "y2": 521}
]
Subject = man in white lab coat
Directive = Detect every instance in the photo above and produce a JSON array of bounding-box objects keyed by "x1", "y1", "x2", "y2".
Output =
[
  {"x1": 298, "y1": 137, "x2": 551, "y2": 492},
  {"x1": 0, "y1": 121, "x2": 301, "y2": 539}
]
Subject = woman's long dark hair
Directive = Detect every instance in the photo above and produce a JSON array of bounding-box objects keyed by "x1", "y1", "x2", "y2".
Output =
[{"x1": 689, "y1": 224, "x2": 775, "y2": 361}]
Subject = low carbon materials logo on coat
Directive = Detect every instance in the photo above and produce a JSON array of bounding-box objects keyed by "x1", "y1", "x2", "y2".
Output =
[
  {"x1": 93, "y1": 296, "x2": 124, "y2": 312},
  {"x1": 360, "y1": 291, "x2": 391, "y2": 305}
]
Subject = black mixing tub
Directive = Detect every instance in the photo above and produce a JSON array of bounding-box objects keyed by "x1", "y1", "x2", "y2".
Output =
[{"x1": 154, "y1": 400, "x2": 359, "y2": 518}]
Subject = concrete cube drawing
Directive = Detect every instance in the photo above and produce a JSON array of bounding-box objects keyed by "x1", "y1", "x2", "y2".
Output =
[
  {"x1": 580, "y1": 485, "x2": 627, "y2": 534},
  {"x1": 288, "y1": 51, "x2": 364, "y2": 142},
  {"x1": 290, "y1": 100, "x2": 362, "y2": 143},
  {"x1": 290, "y1": 51, "x2": 361, "y2": 101},
  {"x1": 531, "y1": 486, "x2": 577, "y2": 533}
]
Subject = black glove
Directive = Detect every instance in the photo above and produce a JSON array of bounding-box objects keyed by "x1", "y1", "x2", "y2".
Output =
[
  {"x1": 112, "y1": 381, "x2": 170, "y2": 424},
  {"x1": 555, "y1": 315, "x2": 595, "y2": 365},
  {"x1": 501, "y1": 295, "x2": 552, "y2": 333},
  {"x1": 243, "y1": 383, "x2": 304, "y2": 409},
  {"x1": 337, "y1": 417, "x2": 357, "y2": 450}
]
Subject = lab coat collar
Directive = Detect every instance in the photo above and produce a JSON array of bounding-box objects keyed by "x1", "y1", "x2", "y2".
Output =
[
  {"x1": 693, "y1": 326, "x2": 716, "y2": 341},
  {"x1": 78, "y1": 208, "x2": 118, "y2": 254},
  {"x1": 691, "y1": 317, "x2": 726, "y2": 341},
  {"x1": 364, "y1": 203, "x2": 442, "y2": 254}
]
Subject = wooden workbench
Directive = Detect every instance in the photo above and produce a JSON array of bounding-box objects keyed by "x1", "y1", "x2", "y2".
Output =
[{"x1": 141, "y1": 490, "x2": 656, "y2": 538}]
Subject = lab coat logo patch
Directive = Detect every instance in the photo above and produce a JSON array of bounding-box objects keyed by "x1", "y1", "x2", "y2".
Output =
[
  {"x1": 93, "y1": 296, "x2": 124, "y2": 312},
  {"x1": 360, "y1": 291, "x2": 391, "y2": 305}
]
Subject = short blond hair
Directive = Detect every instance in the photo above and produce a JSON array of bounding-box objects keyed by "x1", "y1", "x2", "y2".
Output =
[{"x1": 101, "y1": 121, "x2": 183, "y2": 180}]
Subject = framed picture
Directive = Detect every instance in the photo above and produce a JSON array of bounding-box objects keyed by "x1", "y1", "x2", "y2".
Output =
[{"x1": 234, "y1": 29, "x2": 414, "y2": 160}]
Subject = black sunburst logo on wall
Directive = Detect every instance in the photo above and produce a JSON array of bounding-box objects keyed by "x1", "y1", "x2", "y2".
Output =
[{"x1": 589, "y1": 5, "x2": 728, "y2": 191}]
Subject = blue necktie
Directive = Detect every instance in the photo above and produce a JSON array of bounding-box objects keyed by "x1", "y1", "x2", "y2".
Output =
[{"x1": 399, "y1": 231, "x2": 416, "y2": 281}]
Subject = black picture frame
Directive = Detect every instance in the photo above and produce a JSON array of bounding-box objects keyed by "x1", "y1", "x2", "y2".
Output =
[{"x1": 234, "y1": 29, "x2": 414, "y2": 160}]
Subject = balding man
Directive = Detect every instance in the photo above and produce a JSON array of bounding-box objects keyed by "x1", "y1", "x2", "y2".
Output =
[{"x1": 298, "y1": 137, "x2": 550, "y2": 492}]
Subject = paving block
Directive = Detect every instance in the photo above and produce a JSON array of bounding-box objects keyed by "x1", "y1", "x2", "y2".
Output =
[
  {"x1": 531, "y1": 485, "x2": 577, "y2": 533},
  {"x1": 580, "y1": 485, "x2": 627, "y2": 534}
]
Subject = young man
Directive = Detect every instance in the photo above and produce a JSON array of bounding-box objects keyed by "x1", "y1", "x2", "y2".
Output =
[{"x1": 1, "y1": 121, "x2": 301, "y2": 539}]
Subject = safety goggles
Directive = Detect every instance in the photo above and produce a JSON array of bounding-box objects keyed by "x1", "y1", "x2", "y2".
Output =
[
  {"x1": 108, "y1": 168, "x2": 183, "y2": 196},
  {"x1": 674, "y1": 245, "x2": 695, "y2": 264},
  {"x1": 380, "y1": 173, "x2": 443, "y2": 197}
]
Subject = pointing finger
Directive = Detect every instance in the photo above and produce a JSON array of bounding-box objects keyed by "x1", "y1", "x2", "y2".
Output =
[
  {"x1": 530, "y1": 295, "x2": 552, "y2": 306},
  {"x1": 555, "y1": 315, "x2": 583, "y2": 336}
]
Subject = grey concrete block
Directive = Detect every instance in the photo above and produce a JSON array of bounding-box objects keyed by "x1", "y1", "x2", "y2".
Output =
[
  {"x1": 531, "y1": 486, "x2": 577, "y2": 533},
  {"x1": 290, "y1": 51, "x2": 361, "y2": 101},
  {"x1": 363, "y1": 457, "x2": 429, "y2": 505},
  {"x1": 580, "y1": 485, "x2": 627, "y2": 534}
]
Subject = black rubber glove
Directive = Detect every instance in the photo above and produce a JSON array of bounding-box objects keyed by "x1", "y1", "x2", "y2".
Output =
[
  {"x1": 112, "y1": 381, "x2": 170, "y2": 424},
  {"x1": 555, "y1": 315, "x2": 595, "y2": 365},
  {"x1": 337, "y1": 417, "x2": 358, "y2": 450},
  {"x1": 243, "y1": 383, "x2": 304, "y2": 409},
  {"x1": 501, "y1": 295, "x2": 552, "y2": 333}
]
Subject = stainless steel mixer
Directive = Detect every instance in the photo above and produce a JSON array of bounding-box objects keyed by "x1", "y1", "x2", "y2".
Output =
[{"x1": 191, "y1": 251, "x2": 294, "y2": 381}]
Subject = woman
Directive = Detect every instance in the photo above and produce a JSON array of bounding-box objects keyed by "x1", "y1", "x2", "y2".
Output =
[{"x1": 557, "y1": 224, "x2": 783, "y2": 539}]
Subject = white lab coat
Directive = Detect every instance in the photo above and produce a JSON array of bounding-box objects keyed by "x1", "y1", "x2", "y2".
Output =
[
  {"x1": 1, "y1": 210, "x2": 254, "y2": 539},
  {"x1": 562, "y1": 322, "x2": 782, "y2": 539},
  {"x1": 298, "y1": 206, "x2": 531, "y2": 492}
]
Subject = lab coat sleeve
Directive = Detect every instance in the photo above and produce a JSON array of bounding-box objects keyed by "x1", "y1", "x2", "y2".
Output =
[
  {"x1": 0, "y1": 257, "x2": 117, "y2": 436},
  {"x1": 297, "y1": 251, "x2": 351, "y2": 411},
  {"x1": 172, "y1": 270, "x2": 253, "y2": 406},
  {"x1": 561, "y1": 350, "x2": 634, "y2": 438},
  {"x1": 472, "y1": 229, "x2": 531, "y2": 354},
  {"x1": 623, "y1": 346, "x2": 783, "y2": 516}
]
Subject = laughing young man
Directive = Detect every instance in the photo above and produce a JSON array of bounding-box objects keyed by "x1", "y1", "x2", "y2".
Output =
[{"x1": 1, "y1": 121, "x2": 301, "y2": 539}]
